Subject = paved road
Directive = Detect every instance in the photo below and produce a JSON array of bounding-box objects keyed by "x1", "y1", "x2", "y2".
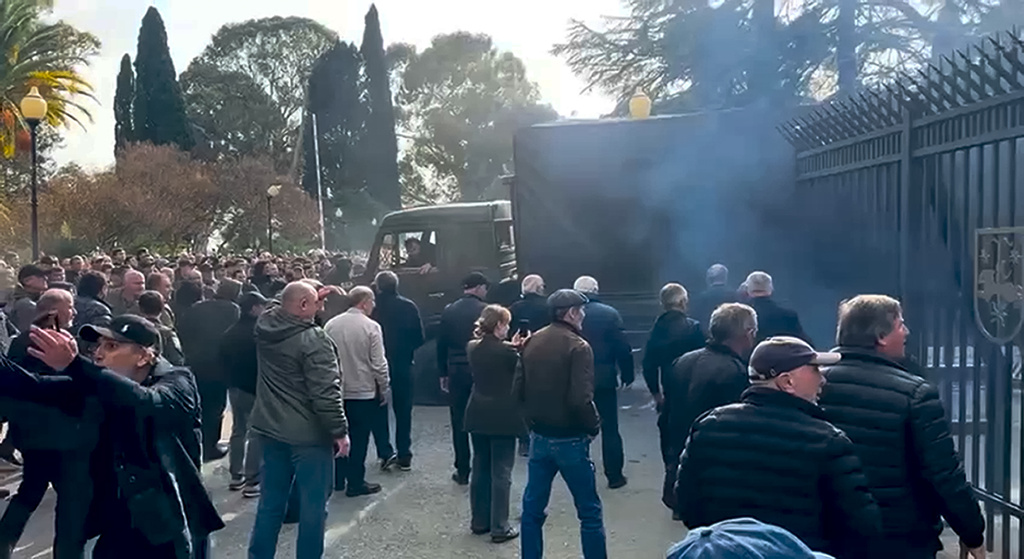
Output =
[{"x1": 2, "y1": 386, "x2": 965, "y2": 558}]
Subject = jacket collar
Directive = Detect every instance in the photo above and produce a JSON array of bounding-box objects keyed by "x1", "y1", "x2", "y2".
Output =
[
  {"x1": 143, "y1": 358, "x2": 176, "y2": 386},
  {"x1": 461, "y1": 293, "x2": 484, "y2": 303},
  {"x1": 706, "y1": 343, "x2": 746, "y2": 363},
  {"x1": 551, "y1": 320, "x2": 582, "y2": 335},
  {"x1": 345, "y1": 306, "x2": 368, "y2": 317},
  {"x1": 583, "y1": 293, "x2": 601, "y2": 304},
  {"x1": 833, "y1": 346, "x2": 909, "y2": 371},
  {"x1": 741, "y1": 385, "x2": 824, "y2": 419}
]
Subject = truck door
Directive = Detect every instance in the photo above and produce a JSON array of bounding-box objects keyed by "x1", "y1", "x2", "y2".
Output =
[{"x1": 375, "y1": 230, "x2": 448, "y2": 320}]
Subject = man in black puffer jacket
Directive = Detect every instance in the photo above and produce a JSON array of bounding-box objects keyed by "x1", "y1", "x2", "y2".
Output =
[
  {"x1": 641, "y1": 283, "x2": 705, "y2": 466},
  {"x1": 819, "y1": 295, "x2": 985, "y2": 559},
  {"x1": 675, "y1": 336, "x2": 882, "y2": 559}
]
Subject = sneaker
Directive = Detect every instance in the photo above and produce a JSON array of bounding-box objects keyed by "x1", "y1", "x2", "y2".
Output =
[
  {"x1": 242, "y1": 484, "x2": 261, "y2": 498},
  {"x1": 345, "y1": 482, "x2": 382, "y2": 497},
  {"x1": 491, "y1": 527, "x2": 520, "y2": 544},
  {"x1": 451, "y1": 472, "x2": 470, "y2": 486},
  {"x1": 229, "y1": 476, "x2": 246, "y2": 491},
  {"x1": 608, "y1": 476, "x2": 628, "y2": 490},
  {"x1": 379, "y1": 454, "x2": 398, "y2": 472},
  {"x1": 396, "y1": 456, "x2": 412, "y2": 471}
]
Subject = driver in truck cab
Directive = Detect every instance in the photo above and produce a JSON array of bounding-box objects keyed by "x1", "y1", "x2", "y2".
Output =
[{"x1": 403, "y1": 238, "x2": 437, "y2": 274}]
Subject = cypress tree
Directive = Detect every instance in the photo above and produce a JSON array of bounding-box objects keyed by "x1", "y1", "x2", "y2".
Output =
[
  {"x1": 114, "y1": 53, "x2": 134, "y2": 154},
  {"x1": 133, "y1": 7, "x2": 194, "y2": 150},
  {"x1": 360, "y1": 5, "x2": 401, "y2": 210}
]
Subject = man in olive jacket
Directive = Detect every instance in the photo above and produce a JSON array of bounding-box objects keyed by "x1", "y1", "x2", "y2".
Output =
[{"x1": 248, "y1": 282, "x2": 350, "y2": 559}]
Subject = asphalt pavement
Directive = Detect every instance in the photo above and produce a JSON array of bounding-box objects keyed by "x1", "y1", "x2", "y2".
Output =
[{"x1": 2, "y1": 385, "x2": 965, "y2": 558}]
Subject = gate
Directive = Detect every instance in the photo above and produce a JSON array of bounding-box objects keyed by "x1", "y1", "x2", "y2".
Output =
[{"x1": 780, "y1": 31, "x2": 1024, "y2": 558}]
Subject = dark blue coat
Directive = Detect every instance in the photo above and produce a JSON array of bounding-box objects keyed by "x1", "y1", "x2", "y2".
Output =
[{"x1": 579, "y1": 295, "x2": 634, "y2": 390}]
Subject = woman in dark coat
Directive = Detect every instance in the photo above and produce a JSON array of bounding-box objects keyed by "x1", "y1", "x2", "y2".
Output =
[{"x1": 465, "y1": 304, "x2": 525, "y2": 544}]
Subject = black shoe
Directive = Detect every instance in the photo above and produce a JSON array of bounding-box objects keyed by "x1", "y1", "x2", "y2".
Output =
[
  {"x1": 491, "y1": 528, "x2": 519, "y2": 544},
  {"x1": 452, "y1": 472, "x2": 470, "y2": 485},
  {"x1": 346, "y1": 482, "x2": 382, "y2": 497},
  {"x1": 608, "y1": 476, "x2": 628, "y2": 490},
  {"x1": 334, "y1": 482, "x2": 346, "y2": 492},
  {"x1": 379, "y1": 454, "x2": 398, "y2": 472},
  {"x1": 229, "y1": 475, "x2": 245, "y2": 491},
  {"x1": 471, "y1": 527, "x2": 490, "y2": 535},
  {"x1": 397, "y1": 456, "x2": 412, "y2": 471},
  {"x1": 204, "y1": 444, "x2": 228, "y2": 462},
  {"x1": 0, "y1": 488, "x2": 9, "y2": 500}
]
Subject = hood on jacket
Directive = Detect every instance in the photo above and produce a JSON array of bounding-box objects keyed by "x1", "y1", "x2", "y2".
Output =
[{"x1": 256, "y1": 306, "x2": 315, "y2": 343}]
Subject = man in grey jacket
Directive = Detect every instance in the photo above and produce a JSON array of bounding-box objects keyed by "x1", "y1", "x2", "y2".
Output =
[
  {"x1": 248, "y1": 282, "x2": 350, "y2": 559},
  {"x1": 325, "y1": 286, "x2": 390, "y2": 497}
]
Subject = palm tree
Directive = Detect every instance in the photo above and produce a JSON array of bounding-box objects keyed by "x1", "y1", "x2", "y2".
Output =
[{"x1": 0, "y1": 0, "x2": 98, "y2": 158}]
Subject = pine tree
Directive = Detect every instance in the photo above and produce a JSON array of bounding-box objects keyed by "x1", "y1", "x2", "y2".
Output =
[
  {"x1": 360, "y1": 5, "x2": 401, "y2": 210},
  {"x1": 114, "y1": 53, "x2": 134, "y2": 154},
  {"x1": 133, "y1": 7, "x2": 194, "y2": 150}
]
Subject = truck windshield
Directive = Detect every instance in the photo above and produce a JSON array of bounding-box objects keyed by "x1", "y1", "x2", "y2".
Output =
[{"x1": 378, "y1": 231, "x2": 437, "y2": 270}]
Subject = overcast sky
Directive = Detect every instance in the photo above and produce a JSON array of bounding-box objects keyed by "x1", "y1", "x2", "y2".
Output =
[{"x1": 48, "y1": 0, "x2": 624, "y2": 169}]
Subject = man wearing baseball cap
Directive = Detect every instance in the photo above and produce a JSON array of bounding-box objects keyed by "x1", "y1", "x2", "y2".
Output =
[
  {"x1": 7, "y1": 264, "x2": 48, "y2": 333},
  {"x1": 12, "y1": 315, "x2": 223, "y2": 557},
  {"x1": 674, "y1": 336, "x2": 881, "y2": 559}
]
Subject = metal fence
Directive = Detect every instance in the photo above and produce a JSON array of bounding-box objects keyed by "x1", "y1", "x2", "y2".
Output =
[{"x1": 780, "y1": 30, "x2": 1024, "y2": 558}]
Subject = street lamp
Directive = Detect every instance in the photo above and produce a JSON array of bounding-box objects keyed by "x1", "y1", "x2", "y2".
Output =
[
  {"x1": 629, "y1": 87, "x2": 652, "y2": 119},
  {"x1": 20, "y1": 87, "x2": 47, "y2": 261},
  {"x1": 266, "y1": 184, "x2": 282, "y2": 253}
]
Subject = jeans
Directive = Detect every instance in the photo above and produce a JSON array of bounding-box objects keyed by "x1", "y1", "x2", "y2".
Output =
[
  {"x1": 229, "y1": 388, "x2": 262, "y2": 483},
  {"x1": 197, "y1": 378, "x2": 227, "y2": 453},
  {"x1": 391, "y1": 362, "x2": 414, "y2": 460},
  {"x1": 593, "y1": 388, "x2": 624, "y2": 481},
  {"x1": 448, "y1": 369, "x2": 473, "y2": 475},
  {"x1": 469, "y1": 434, "x2": 516, "y2": 533},
  {"x1": 248, "y1": 436, "x2": 333, "y2": 559},
  {"x1": 372, "y1": 398, "x2": 394, "y2": 460},
  {"x1": 335, "y1": 399, "x2": 378, "y2": 489},
  {"x1": 521, "y1": 433, "x2": 606, "y2": 559},
  {"x1": 0, "y1": 449, "x2": 92, "y2": 558}
]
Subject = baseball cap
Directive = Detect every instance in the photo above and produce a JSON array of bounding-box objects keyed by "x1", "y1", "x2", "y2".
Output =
[
  {"x1": 17, "y1": 264, "x2": 47, "y2": 283},
  {"x1": 749, "y1": 336, "x2": 840, "y2": 381},
  {"x1": 80, "y1": 315, "x2": 160, "y2": 349},
  {"x1": 238, "y1": 291, "x2": 269, "y2": 314},
  {"x1": 547, "y1": 289, "x2": 589, "y2": 310},
  {"x1": 666, "y1": 518, "x2": 834, "y2": 559},
  {"x1": 462, "y1": 271, "x2": 490, "y2": 289}
]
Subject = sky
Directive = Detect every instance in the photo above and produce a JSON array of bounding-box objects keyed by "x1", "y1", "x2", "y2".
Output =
[{"x1": 48, "y1": 0, "x2": 625, "y2": 169}]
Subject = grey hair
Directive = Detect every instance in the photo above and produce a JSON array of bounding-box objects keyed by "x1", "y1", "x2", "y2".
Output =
[
  {"x1": 837, "y1": 295, "x2": 902, "y2": 348},
  {"x1": 745, "y1": 271, "x2": 773, "y2": 295},
  {"x1": 706, "y1": 264, "x2": 729, "y2": 286},
  {"x1": 37, "y1": 288, "x2": 73, "y2": 313},
  {"x1": 709, "y1": 303, "x2": 757, "y2": 344},
  {"x1": 522, "y1": 274, "x2": 545, "y2": 296},
  {"x1": 573, "y1": 276, "x2": 599, "y2": 294},
  {"x1": 659, "y1": 283, "x2": 689, "y2": 312},
  {"x1": 348, "y1": 286, "x2": 375, "y2": 308}
]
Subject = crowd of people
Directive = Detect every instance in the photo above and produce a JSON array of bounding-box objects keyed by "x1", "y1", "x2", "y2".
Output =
[{"x1": 0, "y1": 246, "x2": 992, "y2": 559}]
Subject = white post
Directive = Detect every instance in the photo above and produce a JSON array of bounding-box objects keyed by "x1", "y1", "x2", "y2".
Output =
[{"x1": 312, "y1": 113, "x2": 327, "y2": 252}]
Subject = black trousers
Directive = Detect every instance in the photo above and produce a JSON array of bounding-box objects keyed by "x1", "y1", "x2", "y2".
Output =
[
  {"x1": 594, "y1": 387, "x2": 624, "y2": 481},
  {"x1": 448, "y1": 371, "x2": 473, "y2": 476},
  {"x1": 197, "y1": 379, "x2": 227, "y2": 454},
  {"x1": 469, "y1": 434, "x2": 516, "y2": 533},
  {"x1": 0, "y1": 449, "x2": 92, "y2": 558},
  {"x1": 390, "y1": 362, "x2": 414, "y2": 460},
  {"x1": 335, "y1": 399, "x2": 379, "y2": 489}
]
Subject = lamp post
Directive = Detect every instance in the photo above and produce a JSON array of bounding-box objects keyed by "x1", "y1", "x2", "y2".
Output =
[
  {"x1": 20, "y1": 87, "x2": 47, "y2": 261},
  {"x1": 266, "y1": 184, "x2": 281, "y2": 253},
  {"x1": 629, "y1": 87, "x2": 652, "y2": 119}
]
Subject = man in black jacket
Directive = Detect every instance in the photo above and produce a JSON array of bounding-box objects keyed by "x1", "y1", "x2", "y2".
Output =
[
  {"x1": 437, "y1": 272, "x2": 489, "y2": 485},
  {"x1": 372, "y1": 271, "x2": 424, "y2": 472},
  {"x1": 744, "y1": 271, "x2": 812, "y2": 346},
  {"x1": 220, "y1": 291, "x2": 268, "y2": 495},
  {"x1": 688, "y1": 264, "x2": 736, "y2": 329},
  {"x1": 573, "y1": 275, "x2": 633, "y2": 489},
  {"x1": 509, "y1": 275, "x2": 549, "y2": 334},
  {"x1": 641, "y1": 283, "x2": 706, "y2": 467},
  {"x1": 819, "y1": 295, "x2": 986, "y2": 559},
  {"x1": 675, "y1": 336, "x2": 881, "y2": 559},
  {"x1": 13, "y1": 315, "x2": 224, "y2": 558}
]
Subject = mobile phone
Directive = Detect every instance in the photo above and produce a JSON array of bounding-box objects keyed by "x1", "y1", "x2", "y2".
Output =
[
  {"x1": 33, "y1": 312, "x2": 59, "y2": 331},
  {"x1": 517, "y1": 320, "x2": 530, "y2": 337}
]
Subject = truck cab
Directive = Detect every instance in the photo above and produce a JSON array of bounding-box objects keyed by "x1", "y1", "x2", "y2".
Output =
[{"x1": 359, "y1": 201, "x2": 516, "y2": 403}]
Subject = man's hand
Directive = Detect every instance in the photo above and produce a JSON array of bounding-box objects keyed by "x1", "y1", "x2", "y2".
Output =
[
  {"x1": 379, "y1": 388, "x2": 391, "y2": 407},
  {"x1": 27, "y1": 327, "x2": 78, "y2": 372},
  {"x1": 334, "y1": 435, "x2": 351, "y2": 458},
  {"x1": 653, "y1": 392, "x2": 665, "y2": 410},
  {"x1": 439, "y1": 377, "x2": 449, "y2": 393},
  {"x1": 511, "y1": 330, "x2": 530, "y2": 349}
]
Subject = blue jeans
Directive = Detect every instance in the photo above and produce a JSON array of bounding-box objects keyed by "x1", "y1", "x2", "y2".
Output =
[
  {"x1": 248, "y1": 436, "x2": 334, "y2": 559},
  {"x1": 520, "y1": 433, "x2": 607, "y2": 559}
]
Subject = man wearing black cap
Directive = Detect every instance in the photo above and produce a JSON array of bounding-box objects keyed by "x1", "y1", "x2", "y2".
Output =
[
  {"x1": 19, "y1": 315, "x2": 224, "y2": 557},
  {"x1": 674, "y1": 336, "x2": 881, "y2": 559},
  {"x1": 437, "y1": 271, "x2": 489, "y2": 485},
  {"x1": 7, "y1": 265, "x2": 48, "y2": 333},
  {"x1": 515, "y1": 289, "x2": 606, "y2": 559}
]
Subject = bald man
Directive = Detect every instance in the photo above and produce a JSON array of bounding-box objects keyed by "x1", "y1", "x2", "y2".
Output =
[
  {"x1": 510, "y1": 274, "x2": 550, "y2": 335},
  {"x1": 248, "y1": 281, "x2": 350, "y2": 559},
  {"x1": 107, "y1": 270, "x2": 146, "y2": 316}
]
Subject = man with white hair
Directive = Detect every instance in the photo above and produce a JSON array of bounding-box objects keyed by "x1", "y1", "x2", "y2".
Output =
[
  {"x1": 744, "y1": 271, "x2": 812, "y2": 345},
  {"x1": 690, "y1": 264, "x2": 737, "y2": 329},
  {"x1": 510, "y1": 274, "x2": 549, "y2": 335},
  {"x1": 572, "y1": 275, "x2": 633, "y2": 489}
]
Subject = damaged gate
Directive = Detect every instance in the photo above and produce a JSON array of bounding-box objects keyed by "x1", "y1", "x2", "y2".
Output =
[{"x1": 781, "y1": 30, "x2": 1024, "y2": 558}]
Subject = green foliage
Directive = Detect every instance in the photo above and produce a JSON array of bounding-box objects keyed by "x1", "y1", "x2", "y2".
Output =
[
  {"x1": 360, "y1": 4, "x2": 401, "y2": 211},
  {"x1": 113, "y1": 53, "x2": 133, "y2": 153},
  {"x1": 133, "y1": 7, "x2": 193, "y2": 150}
]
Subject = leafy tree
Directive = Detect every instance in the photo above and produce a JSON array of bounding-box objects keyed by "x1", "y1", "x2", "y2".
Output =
[
  {"x1": 183, "y1": 16, "x2": 337, "y2": 175},
  {"x1": 391, "y1": 32, "x2": 558, "y2": 203},
  {"x1": 0, "y1": 0, "x2": 99, "y2": 158},
  {"x1": 133, "y1": 7, "x2": 193, "y2": 150},
  {"x1": 360, "y1": 4, "x2": 401, "y2": 210},
  {"x1": 114, "y1": 53, "x2": 133, "y2": 153}
]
